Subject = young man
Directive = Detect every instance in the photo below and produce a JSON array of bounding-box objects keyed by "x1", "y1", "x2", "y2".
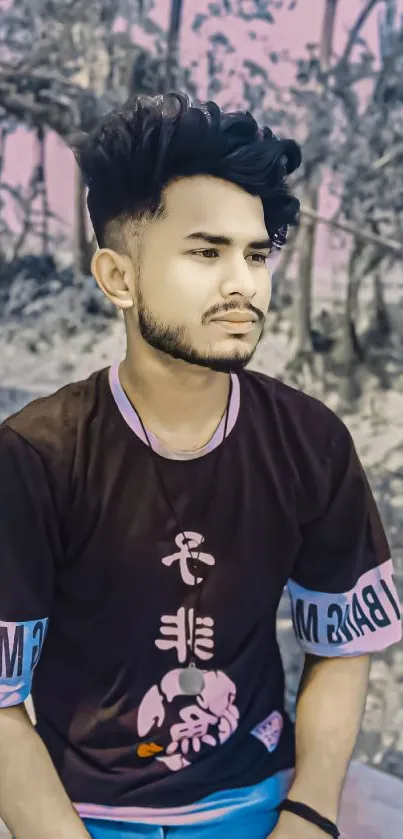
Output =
[{"x1": 0, "y1": 93, "x2": 401, "y2": 839}]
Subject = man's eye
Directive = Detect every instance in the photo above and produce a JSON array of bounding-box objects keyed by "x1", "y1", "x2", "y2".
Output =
[
  {"x1": 249, "y1": 253, "x2": 269, "y2": 263},
  {"x1": 194, "y1": 249, "x2": 219, "y2": 258}
]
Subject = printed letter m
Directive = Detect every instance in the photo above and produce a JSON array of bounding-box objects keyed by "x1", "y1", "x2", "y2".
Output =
[
  {"x1": 294, "y1": 599, "x2": 319, "y2": 643},
  {"x1": 0, "y1": 625, "x2": 24, "y2": 678}
]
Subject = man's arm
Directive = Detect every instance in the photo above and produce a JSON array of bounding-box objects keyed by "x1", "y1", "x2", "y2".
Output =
[
  {"x1": 272, "y1": 653, "x2": 370, "y2": 837},
  {"x1": 278, "y1": 415, "x2": 403, "y2": 835},
  {"x1": 0, "y1": 704, "x2": 91, "y2": 839}
]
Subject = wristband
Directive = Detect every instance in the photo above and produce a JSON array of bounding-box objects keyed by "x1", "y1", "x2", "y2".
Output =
[{"x1": 277, "y1": 798, "x2": 340, "y2": 837}]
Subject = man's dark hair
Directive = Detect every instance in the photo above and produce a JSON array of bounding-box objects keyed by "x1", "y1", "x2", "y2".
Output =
[{"x1": 71, "y1": 92, "x2": 302, "y2": 252}]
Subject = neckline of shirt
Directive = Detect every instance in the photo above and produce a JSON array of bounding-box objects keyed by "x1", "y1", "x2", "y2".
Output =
[{"x1": 107, "y1": 361, "x2": 241, "y2": 461}]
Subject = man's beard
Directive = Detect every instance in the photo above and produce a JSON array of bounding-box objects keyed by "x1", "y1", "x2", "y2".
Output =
[{"x1": 137, "y1": 295, "x2": 263, "y2": 374}]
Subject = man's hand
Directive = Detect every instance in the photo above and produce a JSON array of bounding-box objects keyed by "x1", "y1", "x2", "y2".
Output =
[{"x1": 269, "y1": 810, "x2": 331, "y2": 838}]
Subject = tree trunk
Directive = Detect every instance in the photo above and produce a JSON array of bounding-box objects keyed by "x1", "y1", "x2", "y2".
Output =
[
  {"x1": 164, "y1": 0, "x2": 184, "y2": 93},
  {"x1": 292, "y1": 170, "x2": 320, "y2": 354},
  {"x1": 0, "y1": 124, "x2": 9, "y2": 268},
  {"x1": 365, "y1": 223, "x2": 391, "y2": 347},
  {"x1": 36, "y1": 126, "x2": 49, "y2": 257},
  {"x1": 332, "y1": 241, "x2": 365, "y2": 408},
  {"x1": 74, "y1": 164, "x2": 93, "y2": 279},
  {"x1": 337, "y1": 244, "x2": 363, "y2": 365},
  {"x1": 270, "y1": 224, "x2": 299, "y2": 309},
  {"x1": 371, "y1": 267, "x2": 391, "y2": 343},
  {"x1": 290, "y1": 0, "x2": 339, "y2": 361},
  {"x1": 319, "y1": 0, "x2": 338, "y2": 68},
  {"x1": 362, "y1": 267, "x2": 391, "y2": 391}
]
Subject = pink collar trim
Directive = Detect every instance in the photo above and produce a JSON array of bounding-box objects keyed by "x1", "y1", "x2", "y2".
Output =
[{"x1": 108, "y1": 362, "x2": 240, "y2": 461}]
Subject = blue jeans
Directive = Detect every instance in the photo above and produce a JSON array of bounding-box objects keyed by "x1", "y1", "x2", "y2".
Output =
[
  {"x1": 81, "y1": 770, "x2": 293, "y2": 838},
  {"x1": 84, "y1": 807, "x2": 280, "y2": 839}
]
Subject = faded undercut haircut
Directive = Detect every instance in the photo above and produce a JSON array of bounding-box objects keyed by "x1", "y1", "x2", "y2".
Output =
[{"x1": 71, "y1": 92, "x2": 302, "y2": 255}]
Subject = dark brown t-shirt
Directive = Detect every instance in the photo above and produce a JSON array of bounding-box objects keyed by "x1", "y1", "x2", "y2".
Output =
[{"x1": 0, "y1": 364, "x2": 401, "y2": 814}]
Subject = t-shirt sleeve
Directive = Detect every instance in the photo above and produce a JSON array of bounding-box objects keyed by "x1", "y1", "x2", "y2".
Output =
[
  {"x1": 287, "y1": 418, "x2": 402, "y2": 657},
  {"x1": 0, "y1": 424, "x2": 59, "y2": 707}
]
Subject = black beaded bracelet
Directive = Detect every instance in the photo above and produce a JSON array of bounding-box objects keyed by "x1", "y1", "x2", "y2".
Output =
[{"x1": 277, "y1": 798, "x2": 340, "y2": 838}]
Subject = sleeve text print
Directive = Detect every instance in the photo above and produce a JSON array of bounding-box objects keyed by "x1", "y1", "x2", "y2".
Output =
[
  {"x1": 0, "y1": 618, "x2": 48, "y2": 707},
  {"x1": 288, "y1": 559, "x2": 401, "y2": 655}
]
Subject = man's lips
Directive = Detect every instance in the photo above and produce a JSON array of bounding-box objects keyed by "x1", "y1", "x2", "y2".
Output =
[
  {"x1": 210, "y1": 319, "x2": 258, "y2": 335},
  {"x1": 211, "y1": 311, "x2": 259, "y2": 323}
]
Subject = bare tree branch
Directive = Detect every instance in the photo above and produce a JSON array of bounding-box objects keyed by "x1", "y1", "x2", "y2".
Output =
[
  {"x1": 371, "y1": 141, "x2": 403, "y2": 170},
  {"x1": 300, "y1": 206, "x2": 403, "y2": 255},
  {"x1": 0, "y1": 73, "x2": 106, "y2": 138},
  {"x1": 331, "y1": 0, "x2": 384, "y2": 73}
]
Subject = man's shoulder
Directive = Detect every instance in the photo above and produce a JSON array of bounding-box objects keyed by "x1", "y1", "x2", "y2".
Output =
[
  {"x1": 242, "y1": 368, "x2": 346, "y2": 446},
  {"x1": 1, "y1": 366, "x2": 108, "y2": 464}
]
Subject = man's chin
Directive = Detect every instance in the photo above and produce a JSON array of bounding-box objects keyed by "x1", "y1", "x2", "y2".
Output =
[
  {"x1": 141, "y1": 332, "x2": 256, "y2": 373},
  {"x1": 184, "y1": 349, "x2": 254, "y2": 374},
  {"x1": 200, "y1": 341, "x2": 258, "y2": 373},
  {"x1": 204, "y1": 356, "x2": 251, "y2": 373}
]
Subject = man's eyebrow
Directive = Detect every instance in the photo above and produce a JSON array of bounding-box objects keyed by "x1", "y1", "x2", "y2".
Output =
[{"x1": 184, "y1": 231, "x2": 272, "y2": 249}]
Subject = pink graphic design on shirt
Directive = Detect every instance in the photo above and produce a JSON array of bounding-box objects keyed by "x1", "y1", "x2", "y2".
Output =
[
  {"x1": 136, "y1": 532, "x2": 240, "y2": 772},
  {"x1": 251, "y1": 711, "x2": 283, "y2": 753},
  {"x1": 161, "y1": 532, "x2": 216, "y2": 586},
  {"x1": 137, "y1": 669, "x2": 239, "y2": 771}
]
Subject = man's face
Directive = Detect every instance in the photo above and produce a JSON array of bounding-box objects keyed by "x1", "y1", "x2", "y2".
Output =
[{"x1": 129, "y1": 175, "x2": 278, "y2": 373}]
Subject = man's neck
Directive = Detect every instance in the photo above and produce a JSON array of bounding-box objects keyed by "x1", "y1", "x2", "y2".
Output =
[{"x1": 118, "y1": 354, "x2": 231, "y2": 452}]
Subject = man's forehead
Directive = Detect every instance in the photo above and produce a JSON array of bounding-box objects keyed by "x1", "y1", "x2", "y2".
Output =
[{"x1": 164, "y1": 176, "x2": 267, "y2": 243}]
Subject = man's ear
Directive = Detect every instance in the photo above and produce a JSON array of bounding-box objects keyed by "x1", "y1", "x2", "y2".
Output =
[{"x1": 91, "y1": 248, "x2": 135, "y2": 310}]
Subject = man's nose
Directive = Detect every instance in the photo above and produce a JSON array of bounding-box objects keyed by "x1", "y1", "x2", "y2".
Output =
[{"x1": 220, "y1": 256, "x2": 257, "y2": 299}]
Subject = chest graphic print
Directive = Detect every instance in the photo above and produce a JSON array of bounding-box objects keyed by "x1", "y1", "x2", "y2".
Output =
[{"x1": 136, "y1": 532, "x2": 240, "y2": 772}]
